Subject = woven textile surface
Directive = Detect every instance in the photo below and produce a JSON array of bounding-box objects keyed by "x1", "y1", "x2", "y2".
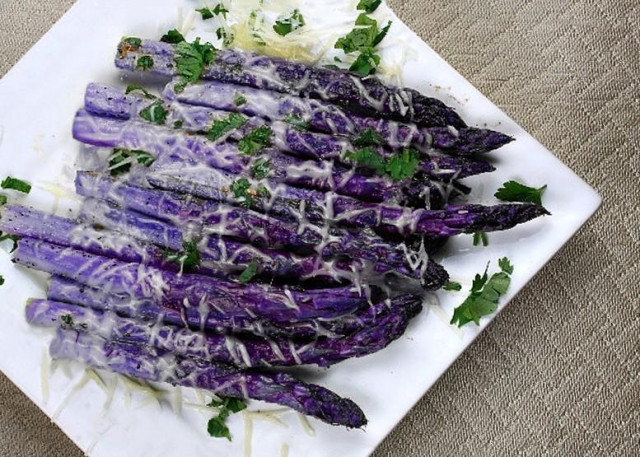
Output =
[{"x1": 0, "y1": 0, "x2": 638, "y2": 456}]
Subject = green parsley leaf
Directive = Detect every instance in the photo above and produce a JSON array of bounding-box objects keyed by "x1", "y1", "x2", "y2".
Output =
[
  {"x1": 352, "y1": 129, "x2": 383, "y2": 148},
  {"x1": 123, "y1": 37, "x2": 142, "y2": 48},
  {"x1": 348, "y1": 47, "x2": 380, "y2": 76},
  {"x1": 173, "y1": 120, "x2": 183, "y2": 129},
  {"x1": 238, "y1": 126, "x2": 273, "y2": 155},
  {"x1": 251, "y1": 158, "x2": 270, "y2": 179},
  {"x1": 207, "y1": 397, "x2": 247, "y2": 413},
  {"x1": 335, "y1": 15, "x2": 379, "y2": 54},
  {"x1": 443, "y1": 281, "x2": 462, "y2": 291},
  {"x1": 108, "y1": 149, "x2": 155, "y2": 176},
  {"x1": 213, "y1": 4, "x2": 230, "y2": 18},
  {"x1": 1, "y1": 177, "x2": 31, "y2": 194},
  {"x1": 0, "y1": 275, "x2": 4, "y2": 286},
  {"x1": 385, "y1": 149, "x2": 419, "y2": 181},
  {"x1": 207, "y1": 113, "x2": 247, "y2": 141},
  {"x1": 284, "y1": 114, "x2": 309, "y2": 131},
  {"x1": 197, "y1": 8, "x2": 215, "y2": 20},
  {"x1": 234, "y1": 95, "x2": 247, "y2": 106},
  {"x1": 273, "y1": 9, "x2": 306, "y2": 37},
  {"x1": 160, "y1": 29, "x2": 185, "y2": 44},
  {"x1": 230, "y1": 178, "x2": 253, "y2": 205},
  {"x1": 494, "y1": 180, "x2": 547, "y2": 205},
  {"x1": 238, "y1": 259, "x2": 260, "y2": 284},
  {"x1": 125, "y1": 84, "x2": 156, "y2": 99},
  {"x1": 0, "y1": 195, "x2": 7, "y2": 206},
  {"x1": 373, "y1": 20, "x2": 392, "y2": 46},
  {"x1": 139, "y1": 101, "x2": 168, "y2": 125},
  {"x1": 136, "y1": 55, "x2": 154, "y2": 71},
  {"x1": 174, "y1": 38, "x2": 217, "y2": 93},
  {"x1": 164, "y1": 241, "x2": 201, "y2": 270},
  {"x1": 473, "y1": 232, "x2": 488, "y2": 247},
  {"x1": 498, "y1": 257, "x2": 514, "y2": 275},
  {"x1": 346, "y1": 147, "x2": 387, "y2": 175},
  {"x1": 450, "y1": 260, "x2": 514, "y2": 327},
  {"x1": 216, "y1": 27, "x2": 234, "y2": 47},
  {"x1": 357, "y1": 0, "x2": 382, "y2": 13},
  {"x1": 207, "y1": 416, "x2": 232, "y2": 440}
]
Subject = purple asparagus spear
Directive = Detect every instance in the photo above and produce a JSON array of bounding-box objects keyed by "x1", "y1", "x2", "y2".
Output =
[
  {"x1": 28, "y1": 294, "x2": 422, "y2": 368},
  {"x1": 13, "y1": 238, "x2": 375, "y2": 322},
  {"x1": 50, "y1": 329, "x2": 367, "y2": 427},
  {"x1": 115, "y1": 39, "x2": 463, "y2": 129}
]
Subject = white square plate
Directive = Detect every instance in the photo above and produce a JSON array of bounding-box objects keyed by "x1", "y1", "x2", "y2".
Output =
[{"x1": 0, "y1": 1, "x2": 601, "y2": 456}]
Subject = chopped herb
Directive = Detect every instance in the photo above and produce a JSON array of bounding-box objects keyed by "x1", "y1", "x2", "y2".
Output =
[
  {"x1": 385, "y1": 149, "x2": 419, "y2": 181},
  {"x1": 0, "y1": 275, "x2": 4, "y2": 286},
  {"x1": 234, "y1": 95, "x2": 247, "y2": 106},
  {"x1": 273, "y1": 9, "x2": 306, "y2": 37},
  {"x1": 284, "y1": 114, "x2": 309, "y2": 131},
  {"x1": 248, "y1": 10, "x2": 266, "y2": 46},
  {"x1": 346, "y1": 147, "x2": 387, "y2": 175},
  {"x1": 108, "y1": 148, "x2": 155, "y2": 176},
  {"x1": 251, "y1": 158, "x2": 270, "y2": 179},
  {"x1": 0, "y1": 233, "x2": 20, "y2": 252},
  {"x1": 123, "y1": 37, "x2": 142, "y2": 48},
  {"x1": 160, "y1": 29, "x2": 185, "y2": 44},
  {"x1": 213, "y1": 4, "x2": 230, "y2": 18},
  {"x1": 450, "y1": 258, "x2": 513, "y2": 327},
  {"x1": 136, "y1": 55, "x2": 154, "y2": 71},
  {"x1": 206, "y1": 396, "x2": 246, "y2": 440},
  {"x1": 207, "y1": 113, "x2": 247, "y2": 141},
  {"x1": 174, "y1": 38, "x2": 217, "y2": 93},
  {"x1": 164, "y1": 241, "x2": 201, "y2": 270},
  {"x1": 495, "y1": 180, "x2": 547, "y2": 205},
  {"x1": 238, "y1": 260, "x2": 260, "y2": 284},
  {"x1": 196, "y1": 8, "x2": 214, "y2": 20},
  {"x1": 230, "y1": 178, "x2": 253, "y2": 205},
  {"x1": 207, "y1": 416, "x2": 232, "y2": 440},
  {"x1": 357, "y1": 0, "x2": 382, "y2": 13},
  {"x1": 473, "y1": 232, "x2": 488, "y2": 247},
  {"x1": 0, "y1": 195, "x2": 7, "y2": 206},
  {"x1": 1, "y1": 177, "x2": 31, "y2": 194},
  {"x1": 139, "y1": 101, "x2": 168, "y2": 125},
  {"x1": 173, "y1": 120, "x2": 183, "y2": 129},
  {"x1": 125, "y1": 84, "x2": 156, "y2": 99},
  {"x1": 443, "y1": 281, "x2": 462, "y2": 291},
  {"x1": 335, "y1": 14, "x2": 391, "y2": 76},
  {"x1": 60, "y1": 314, "x2": 74, "y2": 326},
  {"x1": 353, "y1": 129, "x2": 383, "y2": 148},
  {"x1": 348, "y1": 47, "x2": 380, "y2": 76},
  {"x1": 216, "y1": 27, "x2": 234, "y2": 47},
  {"x1": 238, "y1": 126, "x2": 273, "y2": 155},
  {"x1": 373, "y1": 20, "x2": 392, "y2": 46}
]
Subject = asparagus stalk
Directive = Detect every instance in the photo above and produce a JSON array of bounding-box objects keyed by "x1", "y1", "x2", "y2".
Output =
[
  {"x1": 115, "y1": 39, "x2": 464, "y2": 128},
  {"x1": 50, "y1": 329, "x2": 367, "y2": 427},
  {"x1": 14, "y1": 238, "x2": 374, "y2": 322},
  {"x1": 29, "y1": 294, "x2": 422, "y2": 368}
]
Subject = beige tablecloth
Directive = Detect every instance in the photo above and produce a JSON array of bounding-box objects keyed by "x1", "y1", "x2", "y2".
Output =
[{"x1": 0, "y1": 1, "x2": 638, "y2": 455}]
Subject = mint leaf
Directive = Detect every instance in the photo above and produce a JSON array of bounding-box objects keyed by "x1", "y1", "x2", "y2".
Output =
[
  {"x1": 495, "y1": 180, "x2": 547, "y2": 205},
  {"x1": 1, "y1": 177, "x2": 31, "y2": 194},
  {"x1": 207, "y1": 113, "x2": 247, "y2": 141},
  {"x1": 357, "y1": 0, "x2": 382, "y2": 13},
  {"x1": 136, "y1": 55, "x2": 154, "y2": 71},
  {"x1": 160, "y1": 29, "x2": 185, "y2": 44},
  {"x1": 443, "y1": 281, "x2": 462, "y2": 291},
  {"x1": 273, "y1": 9, "x2": 305, "y2": 36},
  {"x1": 139, "y1": 101, "x2": 168, "y2": 125}
]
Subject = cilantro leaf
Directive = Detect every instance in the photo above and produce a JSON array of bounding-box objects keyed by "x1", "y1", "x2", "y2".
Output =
[
  {"x1": 164, "y1": 241, "x2": 200, "y2": 270},
  {"x1": 125, "y1": 84, "x2": 156, "y2": 99},
  {"x1": 238, "y1": 260, "x2": 260, "y2": 284},
  {"x1": 123, "y1": 37, "x2": 142, "y2": 48},
  {"x1": 160, "y1": 29, "x2": 185, "y2": 44},
  {"x1": 357, "y1": 0, "x2": 382, "y2": 13},
  {"x1": 473, "y1": 232, "x2": 488, "y2": 247},
  {"x1": 230, "y1": 178, "x2": 253, "y2": 205},
  {"x1": 108, "y1": 149, "x2": 155, "y2": 176},
  {"x1": 207, "y1": 113, "x2": 247, "y2": 141},
  {"x1": 335, "y1": 15, "x2": 379, "y2": 54},
  {"x1": 495, "y1": 180, "x2": 547, "y2": 205},
  {"x1": 498, "y1": 257, "x2": 514, "y2": 275},
  {"x1": 273, "y1": 9, "x2": 306, "y2": 36},
  {"x1": 1, "y1": 177, "x2": 31, "y2": 194},
  {"x1": 139, "y1": 101, "x2": 168, "y2": 125},
  {"x1": 0, "y1": 195, "x2": 7, "y2": 206},
  {"x1": 207, "y1": 416, "x2": 232, "y2": 440},
  {"x1": 284, "y1": 114, "x2": 309, "y2": 131},
  {"x1": 345, "y1": 147, "x2": 387, "y2": 175},
  {"x1": 385, "y1": 149, "x2": 419, "y2": 181},
  {"x1": 251, "y1": 158, "x2": 270, "y2": 179},
  {"x1": 207, "y1": 397, "x2": 247, "y2": 412},
  {"x1": 352, "y1": 129, "x2": 383, "y2": 148},
  {"x1": 238, "y1": 126, "x2": 273, "y2": 155},
  {"x1": 443, "y1": 281, "x2": 462, "y2": 291},
  {"x1": 450, "y1": 260, "x2": 514, "y2": 327},
  {"x1": 234, "y1": 95, "x2": 247, "y2": 106},
  {"x1": 349, "y1": 47, "x2": 380, "y2": 76},
  {"x1": 174, "y1": 38, "x2": 217, "y2": 93},
  {"x1": 136, "y1": 55, "x2": 154, "y2": 71},
  {"x1": 197, "y1": 8, "x2": 214, "y2": 20}
]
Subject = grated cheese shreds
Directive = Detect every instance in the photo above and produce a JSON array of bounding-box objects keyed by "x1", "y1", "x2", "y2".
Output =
[
  {"x1": 246, "y1": 410, "x2": 288, "y2": 428},
  {"x1": 40, "y1": 350, "x2": 50, "y2": 405},
  {"x1": 243, "y1": 413, "x2": 253, "y2": 457},
  {"x1": 281, "y1": 443, "x2": 290, "y2": 457},
  {"x1": 297, "y1": 412, "x2": 316, "y2": 436}
]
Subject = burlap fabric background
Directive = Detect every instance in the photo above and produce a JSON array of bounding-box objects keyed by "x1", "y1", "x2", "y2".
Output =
[{"x1": 0, "y1": 0, "x2": 638, "y2": 455}]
